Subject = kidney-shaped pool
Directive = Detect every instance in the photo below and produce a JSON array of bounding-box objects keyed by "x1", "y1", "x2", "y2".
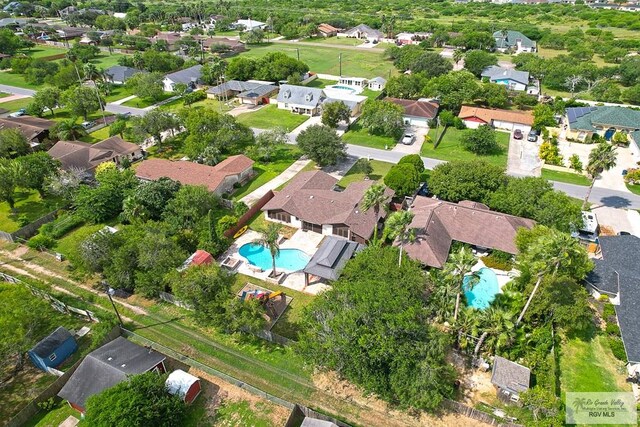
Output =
[
  {"x1": 238, "y1": 243, "x2": 310, "y2": 271},
  {"x1": 463, "y1": 267, "x2": 500, "y2": 310}
]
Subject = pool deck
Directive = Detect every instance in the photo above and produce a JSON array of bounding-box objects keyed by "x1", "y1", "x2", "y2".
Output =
[
  {"x1": 219, "y1": 229, "x2": 330, "y2": 295},
  {"x1": 471, "y1": 260, "x2": 518, "y2": 291}
]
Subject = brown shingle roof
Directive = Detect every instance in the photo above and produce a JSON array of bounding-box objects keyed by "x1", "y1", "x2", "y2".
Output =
[
  {"x1": 403, "y1": 196, "x2": 535, "y2": 268},
  {"x1": 458, "y1": 106, "x2": 534, "y2": 126},
  {"x1": 135, "y1": 155, "x2": 254, "y2": 193},
  {"x1": 0, "y1": 116, "x2": 55, "y2": 142},
  {"x1": 384, "y1": 97, "x2": 439, "y2": 119},
  {"x1": 261, "y1": 170, "x2": 394, "y2": 240},
  {"x1": 48, "y1": 137, "x2": 140, "y2": 171}
]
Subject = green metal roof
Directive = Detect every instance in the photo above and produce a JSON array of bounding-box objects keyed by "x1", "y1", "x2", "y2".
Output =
[
  {"x1": 493, "y1": 30, "x2": 535, "y2": 49},
  {"x1": 568, "y1": 106, "x2": 640, "y2": 132}
]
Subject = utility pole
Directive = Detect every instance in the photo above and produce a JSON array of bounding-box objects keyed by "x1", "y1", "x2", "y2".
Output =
[
  {"x1": 200, "y1": 39, "x2": 205, "y2": 63},
  {"x1": 296, "y1": 48, "x2": 299, "y2": 61},
  {"x1": 339, "y1": 53, "x2": 342, "y2": 77},
  {"x1": 106, "y1": 287, "x2": 124, "y2": 327}
]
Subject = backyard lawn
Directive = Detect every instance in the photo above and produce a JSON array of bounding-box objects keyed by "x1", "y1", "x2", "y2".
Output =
[
  {"x1": 305, "y1": 78, "x2": 337, "y2": 88},
  {"x1": 0, "y1": 190, "x2": 65, "y2": 233},
  {"x1": 23, "y1": 399, "x2": 80, "y2": 427},
  {"x1": 235, "y1": 105, "x2": 308, "y2": 130},
  {"x1": 421, "y1": 127, "x2": 510, "y2": 168},
  {"x1": 54, "y1": 221, "x2": 118, "y2": 265},
  {"x1": 80, "y1": 125, "x2": 112, "y2": 143},
  {"x1": 338, "y1": 160, "x2": 394, "y2": 187},
  {"x1": 159, "y1": 97, "x2": 233, "y2": 113},
  {"x1": 233, "y1": 145, "x2": 302, "y2": 200},
  {"x1": 0, "y1": 97, "x2": 33, "y2": 112},
  {"x1": 0, "y1": 71, "x2": 43, "y2": 90},
  {"x1": 342, "y1": 123, "x2": 397, "y2": 150},
  {"x1": 122, "y1": 93, "x2": 173, "y2": 108},
  {"x1": 104, "y1": 85, "x2": 134, "y2": 103},
  {"x1": 20, "y1": 45, "x2": 68, "y2": 59},
  {"x1": 145, "y1": 133, "x2": 187, "y2": 160},
  {"x1": 88, "y1": 53, "x2": 127, "y2": 69},
  {"x1": 238, "y1": 43, "x2": 396, "y2": 78},
  {"x1": 541, "y1": 167, "x2": 590, "y2": 186}
]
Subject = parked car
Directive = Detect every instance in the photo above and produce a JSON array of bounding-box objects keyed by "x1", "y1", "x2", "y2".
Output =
[
  {"x1": 401, "y1": 133, "x2": 415, "y2": 145},
  {"x1": 9, "y1": 108, "x2": 26, "y2": 118},
  {"x1": 527, "y1": 130, "x2": 538, "y2": 142},
  {"x1": 81, "y1": 121, "x2": 95, "y2": 129},
  {"x1": 513, "y1": 129, "x2": 523, "y2": 140},
  {"x1": 618, "y1": 231, "x2": 631, "y2": 236}
]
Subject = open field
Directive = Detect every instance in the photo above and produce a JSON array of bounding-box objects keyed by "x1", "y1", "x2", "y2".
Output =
[
  {"x1": 235, "y1": 105, "x2": 309, "y2": 130},
  {"x1": 301, "y1": 36, "x2": 364, "y2": 46},
  {"x1": 122, "y1": 93, "x2": 173, "y2": 108},
  {"x1": 160, "y1": 97, "x2": 233, "y2": 113},
  {"x1": 421, "y1": 127, "x2": 509, "y2": 168},
  {"x1": 342, "y1": 123, "x2": 397, "y2": 150},
  {"x1": 20, "y1": 45, "x2": 68, "y2": 59},
  {"x1": 0, "y1": 190, "x2": 65, "y2": 233},
  {"x1": 541, "y1": 167, "x2": 590, "y2": 186},
  {"x1": 237, "y1": 43, "x2": 396, "y2": 78},
  {"x1": 338, "y1": 160, "x2": 394, "y2": 187},
  {"x1": 233, "y1": 145, "x2": 302, "y2": 200},
  {"x1": 0, "y1": 71, "x2": 42, "y2": 90},
  {"x1": 0, "y1": 96, "x2": 32, "y2": 112}
]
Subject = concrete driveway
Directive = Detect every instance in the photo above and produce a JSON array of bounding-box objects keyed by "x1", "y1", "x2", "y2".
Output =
[
  {"x1": 506, "y1": 127, "x2": 542, "y2": 177},
  {"x1": 288, "y1": 115, "x2": 322, "y2": 143},
  {"x1": 392, "y1": 126, "x2": 429, "y2": 155}
]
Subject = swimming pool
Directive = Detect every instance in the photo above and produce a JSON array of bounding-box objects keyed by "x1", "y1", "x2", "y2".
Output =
[
  {"x1": 463, "y1": 267, "x2": 500, "y2": 310},
  {"x1": 238, "y1": 243, "x2": 310, "y2": 271},
  {"x1": 327, "y1": 85, "x2": 358, "y2": 94}
]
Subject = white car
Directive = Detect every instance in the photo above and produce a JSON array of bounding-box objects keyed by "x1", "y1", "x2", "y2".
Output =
[
  {"x1": 81, "y1": 121, "x2": 95, "y2": 129},
  {"x1": 8, "y1": 109, "x2": 26, "y2": 118},
  {"x1": 401, "y1": 133, "x2": 415, "y2": 145}
]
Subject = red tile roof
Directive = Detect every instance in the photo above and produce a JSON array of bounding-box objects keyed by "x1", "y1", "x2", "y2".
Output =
[
  {"x1": 459, "y1": 106, "x2": 534, "y2": 126},
  {"x1": 135, "y1": 155, "x2": 254, "y2": 193},
  {"x1": 191, "y1": 250, "x2": 213, "y2": 266},
  {"x1": 384, "y1": 97, "x2": 440, "y2": 119}
]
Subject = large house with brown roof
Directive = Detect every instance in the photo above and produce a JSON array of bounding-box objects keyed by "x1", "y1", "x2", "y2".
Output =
[
  {"x1": 385, "y1": 97, "x2": 440, "y2": 128},
  {"x1": 135, "y1": 155, "x2": 254, "y2": 196},
  {"x1": 0, "y1": 116, "x2": 56, "y2": 147},
  {"x1": 261, "y1": 170, "x2": 394, "y2": 244},
  {"x1": 47, "y1": 137, "x2": 142, "y2": 173},
  {"x1": 403, "y1": 196, "x2": 535, "y2": 268},
  {"x1": 458, "y1": 106, "x2": 533, "y2": 131}
]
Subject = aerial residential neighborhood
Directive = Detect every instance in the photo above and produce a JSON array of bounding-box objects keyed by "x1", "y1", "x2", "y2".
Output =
[{"x1": 0, "y1": 0, "x2": 639, "y2": 426}]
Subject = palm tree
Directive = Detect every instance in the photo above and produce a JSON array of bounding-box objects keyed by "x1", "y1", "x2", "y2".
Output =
[
  {"x1": 360, "y1": 183, "x2": 390, "y2": 244},
  {"x1": 55, "y1": 119, "x2": 87, "y2": 141},
  {"x1": 583, "y1": 142, "x2": 617, "y2": 209},
  {"x1": 455, "y1": 307, "x2": 480, "y2": 352},
  {"x1": 453, "y1": 49, "x2": 464, "y2": 66},
  {"x1": 473, "y1": 307, "x2": 515, "y2": 358},
  {"x1": 444, "y1": 247, "x2": 478, "y2": 322},
  {"x1": 515, "y1": 228, "x2": 586, "y2": 326},
  {"x1": 383, "y1": 210, "x2": 415, "y2": 266},
  {"x1": 253, "y1": 223, "x2": 282, "y2": 277},
  {"x1": 84, "y1": 63, "x2": 100, "y2": 82}
]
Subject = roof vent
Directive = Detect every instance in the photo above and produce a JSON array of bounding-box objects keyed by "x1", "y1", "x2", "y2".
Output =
[
  {"x1": 107, "y1": 357, "x2": 113, "y2": 361},
  {"x1": 121, "y1": 364, "x2": 126, "y2": 368},
  {"x1": 309, "y1": 195, "x2": 314, "y2": 199}
]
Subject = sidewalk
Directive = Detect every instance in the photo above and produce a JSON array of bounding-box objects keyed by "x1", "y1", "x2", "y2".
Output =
[{"x1": 240, "y1": 159, "x2": 312, "y2": 206}]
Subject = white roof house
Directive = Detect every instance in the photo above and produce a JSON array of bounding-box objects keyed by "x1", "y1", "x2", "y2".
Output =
[{"x1": 234, "y1": 19, "x2": 266, "y2": 31}]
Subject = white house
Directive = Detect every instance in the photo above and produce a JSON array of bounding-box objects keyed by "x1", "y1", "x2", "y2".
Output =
[
  {"x1": 162, "y1": 65, "x2": 203, "y2": 92},
  {"x1": 233, "y1": 19, "x2": 266, "y2": 31},
  {"x1": 338, "y1": 76, "x2": 368, "y2": 90},
  {"x1": 368, "y1": 77, "x2": 387, "y2": 91},
  {"x1": 276, "y1": 84, "x2": 325, "y2": 116},
  {"x1": 339, "y1": 24, "x2": 383, "y2": 42},
  {"x1": 481, "y1": 66, "x2": 530, "y2": 92}
]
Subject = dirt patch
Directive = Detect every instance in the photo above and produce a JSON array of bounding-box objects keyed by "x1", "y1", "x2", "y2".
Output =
[
  {"x1": 188, "y1": 368, "x2": 290, "y2": 426},
  {"x1": 312, "y1": 371, "x2": 488, "y2": 427}
]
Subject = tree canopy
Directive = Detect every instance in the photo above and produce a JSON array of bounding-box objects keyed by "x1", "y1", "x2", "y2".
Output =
[
  {"x1": 296, "y1": 125, "x2": 346, "y2": 166},
  {"x1": 359, "y1": 99, "x2": 405, "y2": 138}
]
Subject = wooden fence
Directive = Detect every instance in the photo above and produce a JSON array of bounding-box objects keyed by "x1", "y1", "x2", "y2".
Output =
[
  {"x1": 0, "y1": 208, "x2": 64, "y2": 243},
  {"x1": 442, "y1": 399, "x2": 523, "y2": 427},
  {"x1": 224, "y1": 190, "x2": 274, "y2": 238}
]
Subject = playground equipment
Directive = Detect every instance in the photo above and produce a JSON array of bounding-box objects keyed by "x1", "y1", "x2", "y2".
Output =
[{"x1": 240, "y1": 289, "x2": 286, "y2": 320}]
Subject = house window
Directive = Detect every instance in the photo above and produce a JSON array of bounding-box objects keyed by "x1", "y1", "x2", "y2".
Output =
[
  {"x1": 49, "y1": 354, "x2": 57, "y2": 362},
  {"x1": 333, "y1": 225, "x2": 349, "y2": 238},
  {"x1": 302, "y1": 221, "x2": 322, "y2": 233},
  {"x1": 268, "y1": 211, "x2": 291, "y2": 223}
]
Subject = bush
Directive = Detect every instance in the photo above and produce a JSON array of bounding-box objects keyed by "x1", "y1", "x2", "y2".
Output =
[
  {"x1": 598, "y1": 294, "x2": 610, "y2": 302},
  {"x1": 27, "y1": 234, "x2": 56, "y2": 250},
  {"x1": 398, "y1": 154, "x2": 425, "y2": 174},
  {"x1": 608, "y1": 337, "x2": 627, "y2": 361},
  {"x1": 216, "y1": 215, "x2": 238, "y2": 236},
  {"x1": 605, "y1": 323, "x2": 621, "y2": 337},
  {"x1": 481, "y1": 250, "x2": 513, "y2": 270},
  {"x1": 460, "y1": 125, "x2": 499, "y2": 155},
  {"x1": 384, "y1": 163, "x2": 421, "y2": 197},
  {"x1": 39, "y1": 213, "x2": 84, "y2": 239},
  {"x1": 603, "y1": 303, "x2": 616, "y2": 319}
]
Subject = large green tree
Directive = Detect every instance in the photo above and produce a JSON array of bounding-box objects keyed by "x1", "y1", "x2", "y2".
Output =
[
  {"x1": 321, "y1": 101, "x2": 351, "y2": 128},
  {"x1": 125, "y1": 72, "x2": 165, "y2": 102},
  {"x1": 0, "y1": 129, "x2": 30, "y2": 158},
  {"x1": 428, "y1": 160, "x2": 507, "y2": 203},
  {"x1": 296, "y1": 125, "x2": 346, "y2": 166},
  {"x1": 84, "y1": 372, "x2": 186, "y2": 427},
  {"x1": 464, "y1": 50, "x2": 498, "y2": 77},
  {"x1": 16, "y1": 153, "x2": 60, "y2": 197},
  {"x1": 460, "y1": 125, "x2": 500, "y2": 155},
  {"x1": 298, "y1": 246, "x2": 456, "y2": 411},
  {"x1": 62, "y1": 86, "x2": 103, "y2": 121},
  {"x1": 32, "y1": 87, "x2": 61, "y2": 117},
  {"x1": 359, "y1": 99, "x2": 405, "y2": 138}
]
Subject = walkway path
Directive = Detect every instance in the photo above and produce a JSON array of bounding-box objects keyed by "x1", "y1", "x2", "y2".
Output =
[
  {"x1": 0, "y1": 93, "x2": 28, "y2": 104},
  {"x1": 110, "y1": 95, "x2": 137, "y2": 105},
  {"x1": 239, "y1": 158, "x2": 312, "y2": 206}
]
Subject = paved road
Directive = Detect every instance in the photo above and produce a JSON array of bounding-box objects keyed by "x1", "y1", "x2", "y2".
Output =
[
  {"x1": 0, "y1": 84, "x2": 35, "y2": 97},
  {"x1": 105, "y1": 103, "x2": 147, "y2": 117}
]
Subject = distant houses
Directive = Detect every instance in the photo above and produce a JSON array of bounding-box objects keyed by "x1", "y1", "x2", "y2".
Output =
[
  {"x1": 207, "y1": 80, "x2": 278, "y2": 105},
  {"x1": 385, "y1": 97, "x2": 440, "y2": 128},
  {"x1": 493, "y1": 30, "x2": 536, "y2": 53},
  {"x1": 233, "y1": 19, "x2": 266, "y2": 31},
  {"x1": 162, "y1": 64, "x2": 203, "y2": 92},
  {"x1": 317, "y1": 23, "x2": 339, "y2": 37},
  {"x1": 339, "y1": 24, "x2": 383, "y2": 43},
  {"x1": 135, "y1": 155, "x2": 255, "y2": 196},
  {"x1": 48, "y1": 136, "x2": 143, "y2": 174},
  {"x1": 104, "y1": 65, "x2": 145, "y2": 85},
  {"x1": 0, "y1": 116, "x2": 55, "y2": 148}
]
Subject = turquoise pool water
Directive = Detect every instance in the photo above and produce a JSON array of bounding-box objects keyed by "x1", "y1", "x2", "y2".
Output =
[
  {"x1": 463, "y1": 267, "x2": 500, "y2": 309},
  {"x1": 328, "y1": 85, "x2": 357, "y2": 94},
  {"x1": 238, "y1": 243, "x2": 310, "y2": 271}
]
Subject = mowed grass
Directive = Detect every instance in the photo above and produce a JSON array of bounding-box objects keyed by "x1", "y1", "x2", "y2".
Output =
[
  {"x1": 560, "y1": 333, "x2": 630, "y2": 395},
  {"x1": 20, "y1": 46, "x2": 68, "y2": 59},
  {"x1": 235, "y1": 105, "x2": 308, "y2": 130},
  {"x1": 0, "y1": 97, "x2": 32, "y2": 112},
  {"x1": 338, "y1": 160, "x2": 394, "y2": 187},
  {"x1": 159, "y1": 96, "x2": 233, "y2": 113},
  {"x1": 121, "y1": 93, "x2": 173, "y2": 108},
  {"x1": 305, "y1": 78, "x2": 337, "y2": 88},
  {"x1": 0, "y1": 71, "x2": 42, "y2": 89},
  {"x1": 80, "y1": 125, "x2": 112, "y2": 143},
  {"x1": 421, "y1": 127, "x2": 509, "y2": 168},
  {"x1": 0, "y1": 190, "x2": 65, "y2": 233},
  {"x1": 301, "y1": 36, "x2": 364, "y2": 46},
  {"x1": 237, "y1": 43, "x2": 396, "y2": 78},
  {"x1": 233, "y1": 144, "x2": 302, "y2": 200},
  {"x1": 342, "y1": 123, "x2": 397, "y2": 150},
  {"x1": 54, "y1": 221, "x2": 118, "y2": 265},
  {"x1": 23, "y1": 401, "x2": 80, "y2": 427},
  {"x1": 627, "y1": 183, "x2": 640, "y2": 195},
  {"x1": 541, "y1": 167, "x2": 590, "y2": 186}
]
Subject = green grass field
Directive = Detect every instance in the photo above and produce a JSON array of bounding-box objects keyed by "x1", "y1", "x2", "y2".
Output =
[
  {"x1": 159, "y1": 97, "x2": 233, "y2": 113},
  {"x1": 233, "y1": 145, "x2": 302, "y2": 200},
  {"x1": 23, "y1": 401, "x2": 79, "y2": 427},
  {"x1": 342, "y1": 123, "x2": 397, "y2": 150},
  {"x1": 238, "y1": 43, "x2": 396, "y2": 78},
  {"x1": 80, "y1": 125, "x2": 112, "y2": 143},
  {"x1": 421, "y1": 127, "x2": 510, "y2": 168},
  {"x1": 305, "y1": 78, "x2": 337, "y2": 88},
  {"x1": 301, "y1": 36, "x2": 364, "y2": 46},
  {"x1": 0, "y1": 71, "x2": 42, "y2": 89},
  {"x1": 122, "y1": 93, "x2": 173, "y2": 108},
  {"x1": 20, "y1": 46, "x2": 67, "y2": 59},
  {"x1": 338, "y1": 160, "x2": 393, "y2": 187},
  {"x1": 88, "y1": 53, "x2": 127, "y2": 69},
  {"x1": 0, "y1": 97, "x2": 32, "y2": 112},
  {"x1": 104, "y1": 85, "x2": 134, "y2": 103},
  {"x1": 235, "y1": 105, "x2": 308, "y2": 130},
  {"x1": 541, "y1": 168, "x2": 590, "y2": 186},
  {"x1": 0, "y1": 190, "x2": 65, "y2": 233}
]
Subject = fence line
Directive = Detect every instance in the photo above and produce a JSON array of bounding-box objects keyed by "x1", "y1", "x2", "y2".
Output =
[
  {"x1": 0, "y1": 207, "x2": 66, "y2": 243},
  {"x1": 442, "y1": 399, "x2": 523, "y2": 427},
  {"x1": 0, "y1": 271, "x2": 97, "y2": 322},
  {"x1": 224, "y1": 190, "x2": 275, "y2": 238}
]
